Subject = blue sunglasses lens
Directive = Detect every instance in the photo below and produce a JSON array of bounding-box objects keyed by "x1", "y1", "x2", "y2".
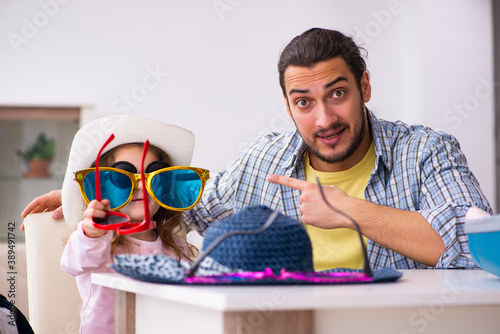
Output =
[
  {"x1": 150, "y1": 169, "x2": 202, "y2": 209},
  {"x1": 83, "y1": 170, "x2": 133, "y2": 210}
]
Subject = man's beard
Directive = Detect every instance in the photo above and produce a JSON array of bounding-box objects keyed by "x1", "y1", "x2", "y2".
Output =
[{"x1": 302, "y1": 104, "x2": 367, "y2": 165}]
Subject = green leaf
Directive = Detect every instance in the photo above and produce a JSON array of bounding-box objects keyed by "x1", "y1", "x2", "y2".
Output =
[{"x1": 15, "y1": 132, "x2": 56, "y2": 161}]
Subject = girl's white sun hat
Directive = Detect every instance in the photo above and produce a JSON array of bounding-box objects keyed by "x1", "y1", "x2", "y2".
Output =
[{"x1": 61, "y1": 115, "x2": 195, "y2": 227}]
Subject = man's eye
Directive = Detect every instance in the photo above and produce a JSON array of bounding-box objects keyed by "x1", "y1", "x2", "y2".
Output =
[
  {"x1": 332, "y1": 90, "x2": 345, "y2": 98},
  {"x1": 296, "y1": 99, "x2": 309, "y2": 107}
]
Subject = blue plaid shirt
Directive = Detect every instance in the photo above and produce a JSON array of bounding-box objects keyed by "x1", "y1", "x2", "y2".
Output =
[{"x1": 186, "y1": 111, "x2": 492, "y2": 269}]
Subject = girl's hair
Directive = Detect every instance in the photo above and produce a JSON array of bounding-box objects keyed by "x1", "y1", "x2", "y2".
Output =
[{"x1": 94, "y1": 143, "x2": 198, "y2": 261}]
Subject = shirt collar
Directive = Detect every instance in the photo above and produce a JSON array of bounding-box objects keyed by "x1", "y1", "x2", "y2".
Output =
[
  {"x1": 367, "y1": 109, "x2": 393, "y2": 171},
  {"x1": 284, "y1": 130, "x2": 306, "y2": 170}
]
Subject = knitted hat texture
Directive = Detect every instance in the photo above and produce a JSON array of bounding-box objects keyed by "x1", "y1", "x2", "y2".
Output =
[{"x1": 202, "y1": 205, "x2": 314, "y2": 272}]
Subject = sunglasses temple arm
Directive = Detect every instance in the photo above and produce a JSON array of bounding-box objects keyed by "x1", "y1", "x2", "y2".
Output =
[
  {"x1": 186, "y1": 210, "x2": 280, "y2": 278},
  {"x1": 94, "y1": 134, "x2": 115, "y2": 202},
  {"x1": 349, "y1": 217, "x2": 372, "y2": 277},
  {"x1": 141, "y1": 140, "x2": 151, "y2": 223},
  {"x1": 316, "y1": 177, "x2": 373, "y2": 278}
]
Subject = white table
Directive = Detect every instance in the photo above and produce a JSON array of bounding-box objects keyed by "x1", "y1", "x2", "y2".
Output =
[{"x1": 92, "y1": 269, "x2": 500, "y2": 334}]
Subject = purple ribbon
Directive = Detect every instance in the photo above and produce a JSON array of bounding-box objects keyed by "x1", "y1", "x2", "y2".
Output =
[{"x1": 185, "y1": 267, "x2": 373, "y2": 284}]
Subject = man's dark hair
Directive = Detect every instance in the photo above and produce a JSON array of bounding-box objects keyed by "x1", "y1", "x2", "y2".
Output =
[{"x1": 278, "y1": 28, "x2": 368, "y2": 96}]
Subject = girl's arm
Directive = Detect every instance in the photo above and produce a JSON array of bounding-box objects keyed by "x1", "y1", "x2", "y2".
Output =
[
  {"x1": 60, "y1": 222, "x2": 113, "y2": 276},
  {"x1": 60, "y1": 200, "x2": 113, "y2": 276}
]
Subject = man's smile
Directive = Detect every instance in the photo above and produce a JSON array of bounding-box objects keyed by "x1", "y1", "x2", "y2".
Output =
[{"x1": 316, "y1": 128, "x2": 345, "y2": 145}]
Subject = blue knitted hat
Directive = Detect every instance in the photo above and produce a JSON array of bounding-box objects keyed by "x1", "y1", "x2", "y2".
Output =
[{"x1": 201, "y1": 205, "x2": 314, "y2": 273}]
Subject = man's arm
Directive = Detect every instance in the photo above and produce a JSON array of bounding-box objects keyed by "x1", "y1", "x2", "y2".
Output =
[
  {"x1": 268, "y1": 174, "x2": 445, "y2": 267},
  {"x1": 20, "y1": 190, "x2": 63, "y2": 230}
]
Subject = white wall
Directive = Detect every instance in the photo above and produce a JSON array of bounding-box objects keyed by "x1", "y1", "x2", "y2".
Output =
[{"x1": 0, "y1": 0, "x2": 495, "y2": 209}]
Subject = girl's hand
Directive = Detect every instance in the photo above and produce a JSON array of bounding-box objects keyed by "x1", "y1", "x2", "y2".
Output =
[{"x1": 82, "y1": 199, "x2": 111, "y2": 238}]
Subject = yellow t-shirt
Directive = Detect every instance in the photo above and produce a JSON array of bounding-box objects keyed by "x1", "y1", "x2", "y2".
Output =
[{"x1": 303, "y1": 143, "x2": 375, "y2": 271}]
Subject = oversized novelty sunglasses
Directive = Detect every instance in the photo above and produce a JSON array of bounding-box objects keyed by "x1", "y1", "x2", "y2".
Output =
[
  {"x1": 75, "y1": 156, "x2": 209, "y2": 212},
  {"x1": 186, "y1": 178, "x2": 373, "y2": 283},
  {"x1": 74, "y1": 133, "x2": 209, "y2": 234}
]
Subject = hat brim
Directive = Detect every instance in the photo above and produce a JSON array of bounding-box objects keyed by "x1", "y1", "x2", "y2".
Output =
[
  {"x1": 112, "y1": 254, "x2": 402, "y2": 285},
  {"x1": 61, "y1": 115, "x2": 195, "y2": 227}
]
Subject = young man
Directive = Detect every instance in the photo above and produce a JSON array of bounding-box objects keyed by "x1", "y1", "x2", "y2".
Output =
[
  {"x1": 186, "y1": 28, "x2": 491, "y2": 270},
  {"x1": 22, "y1": 28, "x2": 491, "y2": 270}
]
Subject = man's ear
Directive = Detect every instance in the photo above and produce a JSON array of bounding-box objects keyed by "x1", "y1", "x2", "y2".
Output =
[
  {"x1": 361, "y1": 71, "x2": 371, "y2": 103},
  {"x1": 284, "y1": 94, "x2": 293, "y2": 120}
]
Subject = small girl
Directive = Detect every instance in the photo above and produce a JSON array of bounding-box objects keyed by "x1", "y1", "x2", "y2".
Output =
[{"x1": 60, "y1": 115, "x2": 205, "y2": 334}]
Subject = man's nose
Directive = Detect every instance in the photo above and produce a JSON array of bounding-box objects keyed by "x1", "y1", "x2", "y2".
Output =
[{"x1": 315, "y1": 102, "x2": 338, "y2": 128}]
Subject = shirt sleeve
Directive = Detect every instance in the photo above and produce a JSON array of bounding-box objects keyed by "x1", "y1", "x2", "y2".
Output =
[
  {"x1": 417, "y1": 134, "x2": 492, "y2": 269},
  {"x1": 184, "y1": 156, "x2": 242, "y2": 234},
  {"x1": 60, "y1": 221, "x2": 114, "y2": 276},
  {"x1": 185, "y1": 131, "x2": 289, "y2": 234}
]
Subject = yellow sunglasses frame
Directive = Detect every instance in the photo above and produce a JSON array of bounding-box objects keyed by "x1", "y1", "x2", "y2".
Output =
[{"x1": 74, "y1": 166, "x2": 210, "y2": 212}]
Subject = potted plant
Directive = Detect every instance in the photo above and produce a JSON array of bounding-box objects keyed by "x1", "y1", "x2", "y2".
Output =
[{"x1": 16, "y1": 132, "x2": 56, "y2": 178}]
